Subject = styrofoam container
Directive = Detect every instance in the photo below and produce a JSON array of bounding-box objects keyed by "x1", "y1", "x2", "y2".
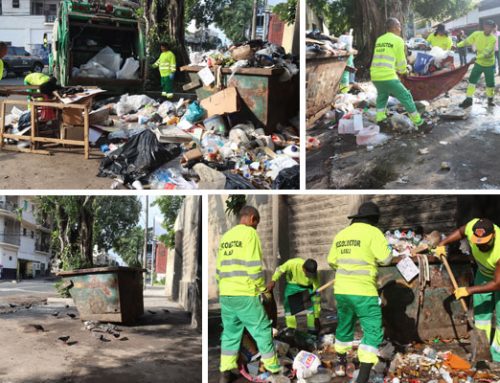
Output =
[
  {"x1": 338, "y1": 113, "x2": 363, "y2": 134},
  {"x1": 356, "y1": 125, "x2": 380, "y2": 145}
]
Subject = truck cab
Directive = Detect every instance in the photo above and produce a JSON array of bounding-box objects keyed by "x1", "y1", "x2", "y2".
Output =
[{"x1": 52, "y1": 0, "x2": 145, "y2": 92}]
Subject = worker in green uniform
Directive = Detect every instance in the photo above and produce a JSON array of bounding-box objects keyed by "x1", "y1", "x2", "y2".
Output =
[
  {"x1": 152, "y1": 42, "x2": 176, "y2": 99},
  {"x1": 436, "y1": 218, "x2": 500, "y2": 362},
  {"x1": 427, "y1": 24, "x2": 453, "y2": 51},
  {"x1": 328, "y1": 202, "x2": 392, "y2": 383},
  {"x1": 370, "y1": 18, "x2": 432, "y2": 131},
  {"x1": 457, "y1": 20, "x2": 497, "y2": 108},
  {"x1": 266, "y1": 258, "x2": 321, "y2": 334},
  {"x1": 24, "y1": 73, "x2": 59, "y2": 99},
  {"x1": 217, "y1": 206, "x2": 281, "y2": 383},
  {"x1": 0, "y1": 42, "x2": 7, "y2": 80}
]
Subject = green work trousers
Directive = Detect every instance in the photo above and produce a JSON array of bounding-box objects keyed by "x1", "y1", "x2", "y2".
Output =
[
  {"x1": 334, "y1": 294, "x2": 383, "y2": 365},
  {"x1": 473, "y1": 272, "x2": 500, "y2": 362},
  {"x1": 466, "y1": 63, "x2": 496, "y2": 98},
  {"x1": 283, "y1": 283, "x2": 319, "y2": 331},
  {"x1": 160, "y1": 75, "x2": 173, "y2": 94},
  {"x1": 220, "y1": 295, "x2": 280, "y2": 373},
  {"x1": 373, "y1": 79, "x2": 422, "y2": 125}
]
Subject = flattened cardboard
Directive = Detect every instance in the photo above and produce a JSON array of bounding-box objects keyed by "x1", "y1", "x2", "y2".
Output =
[{"x1": 200, "y1": 87, "x2": 239, "y2": 117}]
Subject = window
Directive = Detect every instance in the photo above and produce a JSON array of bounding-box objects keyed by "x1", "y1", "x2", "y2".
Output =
[
  {"x1": 12, "y1": 0, "x2": 19, "y2": 8},
  {"x1": 9, "y1": 256, "x2": 12, "y2": 261},
  {"x1": 31, "y1": 231, "x2": 34, "y2": 238},
  {"x1": 23, "y1": 228, "x2": 26, "y2": 236}
]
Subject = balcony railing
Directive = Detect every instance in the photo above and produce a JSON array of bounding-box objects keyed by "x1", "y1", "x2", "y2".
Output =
[
  {"x1": 35, "y1": 241, "x2": 50, "y2": 253},
  {"x1": 0, "y1": 233, "x2": 21, "y2": 246},
  {"x1": 0, "y1": 200, "x2": 18, "y2": 214},
  {"x1": 45, "y1": 14, "x2": 56, "y2": 22}
]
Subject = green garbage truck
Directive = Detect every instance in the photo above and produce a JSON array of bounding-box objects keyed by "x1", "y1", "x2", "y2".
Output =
[{"x1": 52, "y1": 0, "x2": 146, "y2": 91}]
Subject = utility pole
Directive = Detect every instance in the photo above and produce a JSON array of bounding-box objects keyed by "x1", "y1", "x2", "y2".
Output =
[
  {"x1": 150, "y1": 216, "x2": 156, "y2": 287},
  {"x1": 251, "y1": 0, "x2": 258, "y2": 40},
  {"x1": 142, "y1": 195, "x2": 149, "y2": 288}
]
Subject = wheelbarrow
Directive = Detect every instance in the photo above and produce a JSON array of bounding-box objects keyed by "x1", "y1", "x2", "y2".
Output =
[{"x1": 401, "y1": 62, "x2": 472, "y2": 101}]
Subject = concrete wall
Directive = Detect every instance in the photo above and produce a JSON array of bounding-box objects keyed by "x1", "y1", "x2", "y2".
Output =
[{"x1": 165, "y1": 196, "x2": 202, "y2": 331}]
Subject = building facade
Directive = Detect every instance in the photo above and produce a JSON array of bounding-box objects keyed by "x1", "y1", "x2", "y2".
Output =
[
  {"x1": 0, "y1": 196, "x2": 52, "y2": 280},
  {"x1": 0, "y1": 0, "x2": 58, "y2": 51}
]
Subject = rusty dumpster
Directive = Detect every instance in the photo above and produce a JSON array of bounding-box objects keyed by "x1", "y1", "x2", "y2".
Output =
[
  {"x1": 180, "y1": 65, "x2": 299, "y2": 135},
  {"x1": 306, "y1": 53, "x2": 350, "y2": 125},
  {"x1": 58, "y1": 266, "x2": 145, "y2": 324},
  {"x1": 377, "y1": 255, "x2": 474, "y2": 344}
]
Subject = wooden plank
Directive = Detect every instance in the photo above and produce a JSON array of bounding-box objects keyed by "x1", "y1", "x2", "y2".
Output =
[
  {"x1": 1, "y1": 99, "x2": 87, "y2": 109},
  {"x1": 180, "y1": 65, "x2": 284, "y2": 76},
  {"x1": 83, "y1": 105, "x2": 89, "y2": 159},
  {"x1": 0, "y1": 101, "x2": 5, "y2": 150},
  {"x1": 30, "y1": 103, "x2": 35, "y2": 152},
  {"x1": 2, "y1": 134, "x2": 85, "y2": 146}
]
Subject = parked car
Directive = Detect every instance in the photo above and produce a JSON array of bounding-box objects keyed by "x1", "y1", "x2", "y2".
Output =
[
  {"x1": 2, "y1": 46, "x2": 45, "y2": 78},
  {"x1": 406, "y1": 37, "x2": 430, "y2": 51}
]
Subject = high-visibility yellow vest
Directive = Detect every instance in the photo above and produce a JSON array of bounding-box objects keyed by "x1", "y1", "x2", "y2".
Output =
[
  {"x1": 272, "y1": 258, "x2": 320, "y2": 290},
  {"x1": 0, "y1": 59, "x2": 3, "y2": 80},
  {"x1": 370, "y1": 32, "x2": 407, "y2": 81},
  {"x1": 458, "y1": 31, "x2": 497, "y2": 67},
  {"x1": 465, "y1": 218, "x2": 500, "y2": 279},
  {"x1": 217, "y1": 224, "x2": 266, "y2": 296},
  {"x1": 427, "y1": 34, "x2": 453, "y2": 51},
  {"x1": 153, "y1": 51, "x2": 176, "y2": 77},
  {"x1": 24, "y1": 72, "x2": 50, "y2": 85},
  {"x1": 328, "y1": 222, "x2": 392, "y2": 296}
]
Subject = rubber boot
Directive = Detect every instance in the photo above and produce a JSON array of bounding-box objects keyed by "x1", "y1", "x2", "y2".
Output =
[
  {"x1": 417, "y1": 119, "x2": 433, "y2": 133},
  {"x1": 334, "y1": 353, "x2": 348, "y2": 377},
  {"x1": 219, "y1": 370, "x2": 240, "y2": 383},
  {"x1": 488, "y1": 98, "x2": 496, "y2": 107},
  {"x1": 459, "y1": 97, "x2": 473, "y2": 109},
  {"x1": 356, "y1": 362, "x2": 374, "y2": 383}
]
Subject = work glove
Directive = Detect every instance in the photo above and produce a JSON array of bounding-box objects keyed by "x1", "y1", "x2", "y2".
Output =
[
  {"x1": 260, "y1": 291, "x2": 273, "y2": 304},
  {"x1": 454, "y1": 287, "x2": 470, "y2": 300},
  {"x1": 266, "y1": 281, "x2": 276, "y2": 292},
  {"x1": 435, "y1": 245, "x2": 447, "y2": 258}
]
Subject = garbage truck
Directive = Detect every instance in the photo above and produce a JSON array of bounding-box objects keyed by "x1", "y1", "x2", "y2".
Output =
[{"x1": 52, "y1": 0, "x2": 146, "y2": 91}]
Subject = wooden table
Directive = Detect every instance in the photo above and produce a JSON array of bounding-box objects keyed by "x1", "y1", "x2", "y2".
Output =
[{"x1": 0, "y1": 98, "x2": 92, "y2": 159}]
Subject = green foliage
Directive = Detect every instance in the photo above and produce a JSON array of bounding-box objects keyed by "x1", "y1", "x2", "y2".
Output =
[
  {"x1": 113, "y1": 226, "x2": 144, "y2": 268},
  {"x1": 152, "y1": 196, "x2": 184, "y2": 249},
  {"x1": 36, "y1": 196, "x2": 142, "y2": 270},
  {"x1": 225, "y1": 195, "x2": 247, "y2": 216},
  {"x1": 272, "y1": 0, "x2": 297, "y2": 25},
  {"x1": 54, "y1": 280, "x2": 71, "y2": 298},
  {"x1": 413, "y1": 0, "x2": 478, "y2": 21}
]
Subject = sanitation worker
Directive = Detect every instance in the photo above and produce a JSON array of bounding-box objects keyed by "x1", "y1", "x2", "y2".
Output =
[
  {"x1": 437, "y1": 218, "x2": 500, "y2": 362},
  {"x1": 370, "y1": 18, "x2": 432, "y2": 131},
  {"x1": 266, "y1": 258, "x2": 321, "y2": 334},
  {"x1": 152, "y1": 42, "x2": 176, "y2": 99},
  {"x1": 427, "y1": 24, "x2": 453, "y2": 51},
  {"x1": 328, "y1": 202, "x2": 392, "y2": 383},
  {"x1": 0, "y1": 42, "x2": 7, "y2": 80},
  {"x1": 457, "y1": 20, "x2": 497, "y2": 108},
  {"x1": 217, "y1": 205, "x2": 281, "y2": 383}
]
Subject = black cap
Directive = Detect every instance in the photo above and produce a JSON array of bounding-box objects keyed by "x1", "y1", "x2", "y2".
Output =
[
  {"x1": 348, "y1": 202, "x2": 380, "y2": 219},
  {"x1": 303, "y1": 259, "x2": 317, "y2": 275},
  {"x1": 436, "y1": 24, "x2": 446, "y2": 31},
  {"x1": 485, "y1": 19, "x2": 496, "y2": 27},
  {"x1": 471, "y1": 219, "x2": 495, "y2": 245}
]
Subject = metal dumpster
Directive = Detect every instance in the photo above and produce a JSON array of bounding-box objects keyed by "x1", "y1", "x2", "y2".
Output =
[
  {"x1": 378, "y1": 255, "x2": 473, "y2": 343},
  {"x1": 58, "y1": 266, "x2": 145, "y2": 324},
  {"x1": 306, "y1": 53, "x2": 350, "y2": 125},
  {"x1": 180, "y1": 65, "x2": 299, "y2": 135}
]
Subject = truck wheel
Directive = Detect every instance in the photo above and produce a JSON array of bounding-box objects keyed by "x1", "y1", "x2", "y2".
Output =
[{"x1": 32, "y1": 63, "x2": 43, "y2": 73}]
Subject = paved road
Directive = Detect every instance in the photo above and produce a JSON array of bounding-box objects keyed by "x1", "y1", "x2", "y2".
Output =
[
  {"x1": 0, "y1": 279, "x2": 57, "y2": 298},
  {"x1": 0, "y1": 76, "x2": 24, "y2": 85}
]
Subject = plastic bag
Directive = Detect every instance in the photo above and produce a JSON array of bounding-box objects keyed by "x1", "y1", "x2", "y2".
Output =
[
  {"x1": 185, "y1": 101, "x2": 206, "y2": 123},
  {"x1": 117, "y1": 57, "x2": 139, "y2": 79},
  {"x1": 97, "y1": 129, "x2": 181, "y2": 184},
  {"x1": 91, "y1": 46, "x2": 122, "y2": 73},
  {"x1": 292, "y1": 350, "x2": 322, "y2": 381},
  {"x1": 414, "y1": 53, "x2": 435, "y2": 75},
  {"x1": 115, "y1": 94, "x2": 156, "y2": 116},
  {"x1": 79, "y1": 61, "x2": 115, "y2": 78},
  {"x1": 224, "y1": 172, "x2": 256, "y2": 189},
  {"x1": 272, "y1": 165, "x2": 299, "y2": 189}
]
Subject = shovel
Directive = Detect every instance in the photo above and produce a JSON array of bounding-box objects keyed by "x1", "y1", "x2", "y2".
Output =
[
  {"x1": 439, "y1": 254, "x2": 491, "y2": 362},
  {"x1": 288, "y1": 279, "x2": 335, "y2": 316}
]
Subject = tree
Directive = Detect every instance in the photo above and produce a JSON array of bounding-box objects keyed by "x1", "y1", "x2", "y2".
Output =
[
  {"x1": 413, "y1": 0, "x2": 477, "y2": 21},
  {"x1": 152, "y1": 196, "x2": 184, "y2": 248},
  {"x1": 36, "y1": 196, "x2": 142, "y2": 270},
  {"x1": 273, "y1": 0, "x2": 298, "y2": 25},
  {"x1": 113, "y1": 226, "x2": 144, "y2": 268}
]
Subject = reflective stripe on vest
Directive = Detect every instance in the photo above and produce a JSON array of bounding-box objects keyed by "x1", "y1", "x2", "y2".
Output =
[{"x1": 216, "y1": 270, "x2": 264, "y2": 280}]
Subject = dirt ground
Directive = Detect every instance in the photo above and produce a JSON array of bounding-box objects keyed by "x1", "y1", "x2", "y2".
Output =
[
  {"x1": 307, "y1": 75, "x2": 500, "y2": 189},
  {"x1": 0, "y1": 286, "x2": 201, "y2": 383}
]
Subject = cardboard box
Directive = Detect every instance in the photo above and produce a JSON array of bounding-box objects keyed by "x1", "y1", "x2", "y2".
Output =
[
  {"x1": 63, "y1": 124, "x2": 84, "y2": 141},
  {"x1": 61, "y1": 97, "x2": 92, "y2": 126},
  {"x1": 200, "y1": 87, "x2": 239, "y2": 118}
]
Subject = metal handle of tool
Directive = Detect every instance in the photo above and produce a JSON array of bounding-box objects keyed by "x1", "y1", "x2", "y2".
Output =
[
  {"x1": 439, "y1": 255, "x2": 469, "y2": 312},
  {"x1": 315, "y1": 279, "x2": 335, "y2": 294}
]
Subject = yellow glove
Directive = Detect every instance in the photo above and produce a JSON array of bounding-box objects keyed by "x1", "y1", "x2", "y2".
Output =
[
  {"x1": 435, "y1": 245, "x2": 447, "y2": 258},
  {"x1": 454, "y1": 287, "x2": 470, "y2": 300}
]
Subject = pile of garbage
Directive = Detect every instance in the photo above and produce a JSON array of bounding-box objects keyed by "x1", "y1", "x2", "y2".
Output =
[
  {"x1": 306, "y1": 30, "x2": 354, "y2": 59},
  {"x1": 408, "y1": 47, "x2": 455, "y2": 76},
  {"x1": 72, "y1": 46, "x2": 140, "y2": 80},
  {"x1": 188, "y1": 40, "x2": 299, "y2": 83},
  {"x1": 385, "y1": 229, "x2": 442, "y2": 258}
]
